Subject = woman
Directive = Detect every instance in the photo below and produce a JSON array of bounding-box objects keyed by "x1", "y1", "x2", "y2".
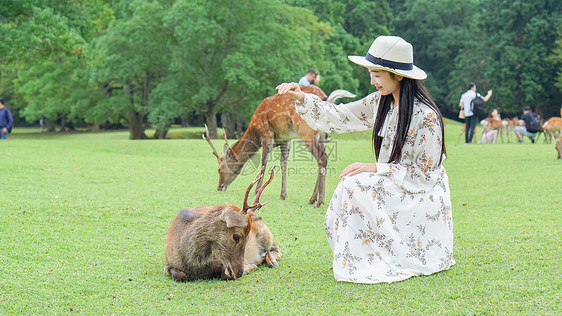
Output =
[{"x1": 277, "y1": 36, "x2": 454, "y2": 284}]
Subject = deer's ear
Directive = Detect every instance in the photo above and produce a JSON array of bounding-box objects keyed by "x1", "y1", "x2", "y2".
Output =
[
  {"x1": 222, "y1": 143, "x2": 231, "y2": 159},
  {"x1": 220, "y1": 209, "x2": 247, "y2": 228}
]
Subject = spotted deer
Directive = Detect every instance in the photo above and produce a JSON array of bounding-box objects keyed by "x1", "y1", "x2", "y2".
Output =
[
  {"x1": 480, "y1": 117, "x2": 509, "y2": 143},
  {"x1": 541, "y1": 117, "x2": 562, "y2": 144},
  {"x1": 164, "y1": 168, "x2": 281, "y2": 281},
  {"x1": 204, "y1": 85, "x2": 355, "y2": 207}
]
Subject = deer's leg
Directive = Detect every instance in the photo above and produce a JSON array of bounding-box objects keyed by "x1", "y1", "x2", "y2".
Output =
[
  {"x1": 279, "y1": 141, "x2": 290, "y2": 200},
  {"x1": 264, "y1": 245, "x2": 282, "y2": 268},
  {"x1": 256, "y1": 140, "x2": 272, "y2": 194},
  {"x1": 243, "y1": 259, "x2": 258, "y2": 276},
  {"x1": 264, "y1": 252, "x2": 278, "y2": 268},
  {"x1": 500, "y1": 128, "x2": 504, "y2": 143},
  {"x1": 165, "y1": 266, "x2": 188, "y2": 282},
  {"x1": 305, "y1": 139, "x2": 327, "y2": 207}
]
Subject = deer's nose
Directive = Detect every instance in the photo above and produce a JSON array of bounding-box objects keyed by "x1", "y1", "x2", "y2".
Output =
[{"x1": 236, "y1": 268, "x2": 244, "y2": 279}]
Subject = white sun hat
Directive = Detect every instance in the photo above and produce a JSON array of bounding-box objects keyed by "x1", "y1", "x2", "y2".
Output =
[{"x1": 348, "y1": 35, "x2": 427, "y2": 80}]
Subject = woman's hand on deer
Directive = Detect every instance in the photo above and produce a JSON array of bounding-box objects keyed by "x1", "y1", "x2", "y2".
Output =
[
  {"x1": 276, "y1": 82, "x2": 305, "y2": 103},
  {"x1": 340, "y1": 162, "x2": 378, "y2": 178}
]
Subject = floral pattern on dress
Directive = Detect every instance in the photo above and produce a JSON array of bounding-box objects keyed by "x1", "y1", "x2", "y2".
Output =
[{"x1": 298, "y1": 91, "x2": 455, "y2": 284}]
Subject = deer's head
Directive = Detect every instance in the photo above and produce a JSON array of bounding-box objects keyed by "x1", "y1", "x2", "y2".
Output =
[
  {"x1": 203, "y1": 125, "x2": 248, "y2": 191},
  {"x1": 219, "y1": 167, "x2": 274, "y2": 280}
]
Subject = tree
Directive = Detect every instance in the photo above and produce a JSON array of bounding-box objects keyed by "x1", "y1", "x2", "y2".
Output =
[
  {"x1": 1, "y1": 0, "x2": 113, "y2": 130},
  {"x1": 450, "y1": 0, "x2": 561, "y2": 118},
  {"x1": 284, "y1": 0, "x2": 393, "y2": 98},
  {"x1": 159, "y1": 0, "x2": 333, "y2": 138},
  {"x1": 90, "y1": 0, "x2": 171, "y2": 139},
  {"x1": 394, "y1": 0, "x2": 479, "y2": 116}
]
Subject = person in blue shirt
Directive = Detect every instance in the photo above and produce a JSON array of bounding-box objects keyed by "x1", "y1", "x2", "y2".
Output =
[
  {"x1": 0, "y1": 98, "x2": 13, "y2": 140},
  {"x1": 298, "y1": 69, "x2": 318, "y2": 86}
]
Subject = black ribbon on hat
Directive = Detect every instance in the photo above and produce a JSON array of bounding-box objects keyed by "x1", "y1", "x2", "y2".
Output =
[{"x1": 366, "y1": 52, "x2": 413, "y2": 70}]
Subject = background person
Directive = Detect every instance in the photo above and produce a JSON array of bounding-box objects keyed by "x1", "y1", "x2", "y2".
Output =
[
  {"x1": 0, "y1": 98, "x2": 13, "y2": 140},
  {"x1": 514, "y1": 106, "x2": 541, "y2": 143},
  {"x1": 298, "y1": 68, "x2": 318, "y2": 86},
  {"x1": 459, "y1": 82, "x2": 492, "y2": 144},
  {"x1": 277, "y1": 35, "x2": 454, "y2": 284}
]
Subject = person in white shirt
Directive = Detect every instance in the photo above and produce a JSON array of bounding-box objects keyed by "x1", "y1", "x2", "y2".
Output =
[{"x1": 459, "y1": 82, "x2": 492, "y2": 144}]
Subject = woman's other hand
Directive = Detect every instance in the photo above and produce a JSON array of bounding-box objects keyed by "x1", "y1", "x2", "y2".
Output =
[
  {"x1": 276, "y1": 82, "x2": 305, "y2": 103},
  {"x1": 340, "y1": 162, "x2": 378, "y2": 178}
]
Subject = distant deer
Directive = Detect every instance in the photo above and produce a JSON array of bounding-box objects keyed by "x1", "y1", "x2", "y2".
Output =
[
  {"x1": 556, "y1": 135, "x2": 562, "y2": 159},
  {"x1": 204, "y1": 85, "x2": 355, "y2": 207},
  {"x1": 541, "y1": 117, "x2": 562, "y2": 144},
  {"x1": 164, "y1": 168, "x2": 281, "y2": 281},
  {"x1": 480, "y1": 118, "x2": 509, "y2": 143},
  {"x1": 457, "y1": 123, "x2": 478, "y2": 144}
]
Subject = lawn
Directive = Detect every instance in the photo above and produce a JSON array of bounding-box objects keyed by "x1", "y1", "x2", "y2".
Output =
[{"x1": 1, "y1": 123, "x2": 560, "y2": 315}]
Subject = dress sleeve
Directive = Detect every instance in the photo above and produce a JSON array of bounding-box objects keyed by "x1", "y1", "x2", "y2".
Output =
[
  {"x1": 294, "y1": 92, "x2": 380, "y2": 134},
  {"x1": 375, "y1": 107, "x2": 445, "y2": 194}
]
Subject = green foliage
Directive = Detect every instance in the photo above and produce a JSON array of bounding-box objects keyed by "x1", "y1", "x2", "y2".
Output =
[
  {"x1": 447, "y1": 0, "x2": 561, "y2": 117},
  {"x1": 1, "y1": 0, "x2": 114, "y2": 128},
  {"x1": 156, "y1": 0, "x2": 335, "y2": 137},
  {"x1": 89, "y1": 0, "x2": 171, "y2": 138},
  {"x1": 552, "y1": 30, "x2": 562, "y2": 92},
  {"x1": 1, "y1": 0, "x2": 561, "y2": 136},
  {"x1": 395, "y1": 0, "x2": 480, "y2": 112}
]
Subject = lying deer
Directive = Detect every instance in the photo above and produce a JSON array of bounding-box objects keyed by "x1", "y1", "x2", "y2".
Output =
[
  {"x1": 164, "y1": 168, "x2": 281, "y2": 281},
  {"x1": 204, "y1": 85, "x2": 355, "y2": 207}
]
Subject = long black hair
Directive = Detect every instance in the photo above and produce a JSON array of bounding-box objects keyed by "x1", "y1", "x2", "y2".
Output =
[{"x1": 372, "y1": 76, "x2": 446, "y2": 165}]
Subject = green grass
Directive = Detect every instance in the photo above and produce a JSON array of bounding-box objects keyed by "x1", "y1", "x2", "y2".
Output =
[{"x1": 1, "y1": 124, "x2": 560, "y2": 315}]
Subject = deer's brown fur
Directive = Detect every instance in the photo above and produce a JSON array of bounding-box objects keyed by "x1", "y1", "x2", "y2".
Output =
[
  {"x1": 480, "y1": 118, "x2": 508, "y2": 143},
  {"x1": 164, "y1": 170, "x2": 280, "y2": 282},
  {"x1": 208, "y1": 85, "x2": 329, "y2": 207},
  {"x1": 541, "y1": 117, "x2": 562, "y2": 144},
  {"x1": 556, "y1": 135, "x2": 562, "y2": 159}
]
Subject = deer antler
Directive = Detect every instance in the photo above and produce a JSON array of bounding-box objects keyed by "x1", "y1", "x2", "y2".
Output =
[
  {"x1": 242, "y1": 167, "x2": 265, "y2": 214},
  {"x1": 202, "y1": 124, "x2": 220, "y2": 159},
  {"x1": 253, "y1": 167, "x2": 276, "y2": 208},
  {"x1": 223, "y1": 128, "x2": 229, "y2": 145},
  {"x1": 241, "y1": 166, "x2": 274, "y2": 214},
  {"x1": 222, "y1": 128, "x2": 239, "y2": 161}
]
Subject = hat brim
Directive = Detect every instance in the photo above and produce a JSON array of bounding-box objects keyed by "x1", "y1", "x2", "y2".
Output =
[{"x1": 348, "y1": 55, "x2": 427, "y2": 80}]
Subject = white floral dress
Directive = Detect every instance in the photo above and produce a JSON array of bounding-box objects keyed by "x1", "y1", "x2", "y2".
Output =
[{"x1": 296, "y1": 91, "x2": 455, "y2": 284}]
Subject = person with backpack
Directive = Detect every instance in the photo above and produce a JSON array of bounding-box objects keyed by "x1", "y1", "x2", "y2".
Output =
[
  {"x1": 459, "y1": 82, "x2": 493, "y2": 144},
  {"x1": 0, "y1": 98, "x2": 13, "y2": 140},
  {"x1": 514, "y1": 106, "x2": 541, "y2": 143}
]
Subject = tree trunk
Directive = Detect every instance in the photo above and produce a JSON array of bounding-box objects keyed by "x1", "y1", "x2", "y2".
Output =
[
  {"x1": 153, "y1": 125, "x2": 169, "y2": 139},
  {"x1": 127, "y1": 110, "x2": 147, "y2": 140},
  {"x1": 124, "y1": 79, "x2": 147, "y2": 140},
  {"x1": 59, "y1": 115, "x2": 66, "y2": 132},
  {"x1": 44, "y1": 118, "x2": 56, "y2": 132},
  {"x1": 205, "y1": 105, "x2": 218, "y2": 139},
  {"x1": 222, "y1": 113, "x2": 236, "y2": 139},
  {"x1": 235, "y1": 103, "x2": 243, "y2": 138}
]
